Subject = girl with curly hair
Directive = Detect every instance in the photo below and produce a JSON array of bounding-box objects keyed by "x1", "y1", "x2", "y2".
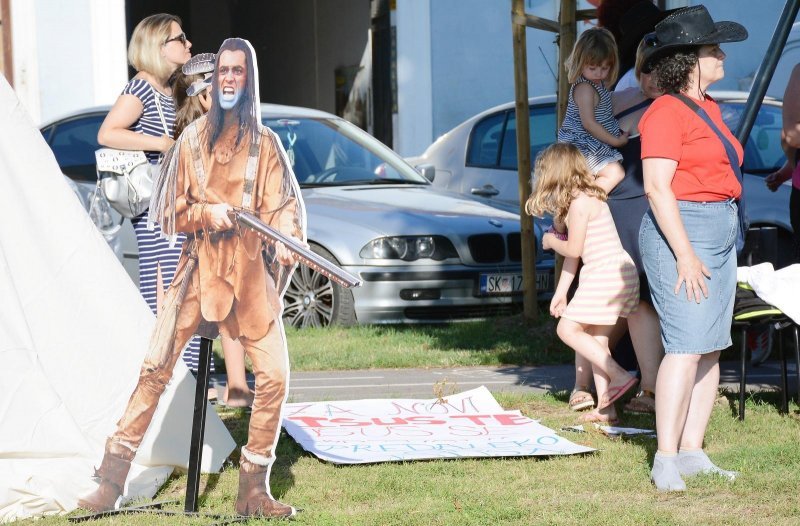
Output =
[{"x1": 527, "y1": 143, "x2": 640, "y2": 425}]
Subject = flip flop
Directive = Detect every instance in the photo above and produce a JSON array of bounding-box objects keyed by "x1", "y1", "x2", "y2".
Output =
[
  {"x1": 624, "y1": 389, "x2": 656, "y2": 414},
  {"x1": 599, "y1": 376, "x2": 638, "y2": 409}
]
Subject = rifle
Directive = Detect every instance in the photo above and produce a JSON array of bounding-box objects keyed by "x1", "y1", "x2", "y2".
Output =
[{"x1": 227, "y1": 209, "x2": 362, "y2": 289}]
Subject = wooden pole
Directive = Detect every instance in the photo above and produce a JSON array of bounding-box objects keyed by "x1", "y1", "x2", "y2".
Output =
[
  {"x1": 511, "y1": 0, "x2": 538, "y2": 320},
  {"x1": 554, "y1": 0, "x2": 577, "y2": 286}
]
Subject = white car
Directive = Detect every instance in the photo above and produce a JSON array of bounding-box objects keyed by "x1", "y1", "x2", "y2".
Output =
[
  {"x1": 412, "y1": 92, "x2": 793, "y2": 267},
  {"x1": 42, "y1": 104, "x2": 545, "y2": 327}
]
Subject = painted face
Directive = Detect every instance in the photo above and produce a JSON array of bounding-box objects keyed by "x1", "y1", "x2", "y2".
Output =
[
  {"x1": 162, "y1": 21, "x2": 192, "y2": 68},
  {"x1": 582, "y1": 61, "x2": 611, "y2": 83},
  {"x1": 698, "y1": 44, "x2": 726, "y2": 86},
  {"x1": 217, "y1": 50, "x2": 248, "y2": 110}
]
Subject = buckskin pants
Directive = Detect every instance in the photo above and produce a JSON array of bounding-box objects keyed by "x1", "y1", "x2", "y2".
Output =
[{"x1": 109, "y1": 267, "x2": 289, "y2": 463}]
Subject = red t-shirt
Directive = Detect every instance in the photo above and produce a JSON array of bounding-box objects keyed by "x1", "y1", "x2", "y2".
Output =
[{"x1": 639, "y1": 94, "x2": 743, "y2": 201}]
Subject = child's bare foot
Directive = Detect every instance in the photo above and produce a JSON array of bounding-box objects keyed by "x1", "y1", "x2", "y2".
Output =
[
  {"x1": 578, "y1": 408, "x2": 619, "y2": 425},
  {"x1": 224, "y1": 387, "x2": 254, "y2": 408}
]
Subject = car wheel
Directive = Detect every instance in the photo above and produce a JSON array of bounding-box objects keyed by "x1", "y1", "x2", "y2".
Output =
[{"x1": 282, "y1": 244, "x2": 357, "y2": 328}]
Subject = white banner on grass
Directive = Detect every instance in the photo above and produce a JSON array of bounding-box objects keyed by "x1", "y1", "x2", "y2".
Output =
[{"x1": 282, "y1": 386, "x2": 595, "y2": 464}]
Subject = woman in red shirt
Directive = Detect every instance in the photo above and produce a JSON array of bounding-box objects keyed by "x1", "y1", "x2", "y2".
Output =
[{"x1": 637, "y1": 6, "x2": 747, "y2": 492}]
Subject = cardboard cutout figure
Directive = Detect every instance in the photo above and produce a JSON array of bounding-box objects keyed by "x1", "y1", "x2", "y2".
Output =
[{"x1": 79, "y1": 38, "x2": 306, "y2": 519}]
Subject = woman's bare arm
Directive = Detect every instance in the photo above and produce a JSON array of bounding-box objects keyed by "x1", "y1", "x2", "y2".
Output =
[{"x1": 98, "y1": 94, "x2": 173, "y2": 152}]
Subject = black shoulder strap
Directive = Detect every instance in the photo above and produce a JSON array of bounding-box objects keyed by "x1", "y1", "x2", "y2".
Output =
[
  {"x1": 614, "y1": 99, "x2": 652, "y2": 120},
  {"x1": 668, "y1": 93, "x2": 743, "y2": 184}
]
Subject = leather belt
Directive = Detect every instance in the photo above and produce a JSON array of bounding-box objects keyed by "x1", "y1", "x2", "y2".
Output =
[{"x1": 186, "y1": 229, "x2": 236, "y2": 243}]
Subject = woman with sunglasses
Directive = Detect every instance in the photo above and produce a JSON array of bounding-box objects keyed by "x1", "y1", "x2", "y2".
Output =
[{"x1": 97, "y1": 14, "x2": 206, "y2": 372}]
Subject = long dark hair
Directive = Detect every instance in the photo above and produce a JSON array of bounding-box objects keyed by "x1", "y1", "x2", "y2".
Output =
[
  {"x1": 205, "y1": 38, "x2": 260, "y2": 153},
  {"x1": 172, "y1": 71, "x2": 206, "y2": 138}
]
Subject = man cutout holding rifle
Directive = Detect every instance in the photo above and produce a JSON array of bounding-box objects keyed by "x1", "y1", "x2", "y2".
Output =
[{"x1": 80, "y1": 37, "x2": 305, "y2": 519}]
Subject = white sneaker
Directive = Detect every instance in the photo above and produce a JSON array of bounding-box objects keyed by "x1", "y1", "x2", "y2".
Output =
[{"x1": 749, "y1": 326, "x2": 773, "y2": 366}]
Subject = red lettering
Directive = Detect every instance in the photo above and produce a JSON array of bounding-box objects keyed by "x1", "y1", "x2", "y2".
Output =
[
  {"x1": 449, "y1": 414, "x2": 492, "y2": 425},
  {"x1": 288, "y1": 416, "x2": 329, "y2": 427},
  {"x1": 370, "y1": 417, "x2": 409, "y2": 425},
  {"x1": 404, "y1": 416, "x2": 447, "y2": 425},
  {"x1": 330, "y1": 418, "x2": 370, "y2": 427},
  {"x1": 493, "y1": 414, "x2": 531, "y2": 426}
]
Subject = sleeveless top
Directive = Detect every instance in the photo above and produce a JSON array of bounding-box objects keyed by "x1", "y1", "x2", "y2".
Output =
[
  {"x1": 121, "y1": 78, "x2": 177, "y2": 163},
  {"x1": 557, "y1": 76, "x2": 623, "y2": 173}
]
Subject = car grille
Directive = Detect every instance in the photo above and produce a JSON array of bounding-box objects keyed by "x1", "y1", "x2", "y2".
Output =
[
  {"x1": 507, "y1": 233, "x2": 521, "y2": 262},
  {"x1": 467, "y1": 234, "x2": 505, "y2": 263},
  {"x1": 404, "y1": 303, "x2": 522, "y2": 320},
  {"x1": 467, "y1": 233, "x2": 525, "y2": 263}
]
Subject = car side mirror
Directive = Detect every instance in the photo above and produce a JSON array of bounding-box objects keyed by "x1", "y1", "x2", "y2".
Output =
[{"x1": 416, "y1": 163, "x2": 436, "y2": 182}]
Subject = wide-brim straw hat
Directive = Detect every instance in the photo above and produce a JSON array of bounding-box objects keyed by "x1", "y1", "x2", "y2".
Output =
[{"x1": 641, "y1": 5, "x2": 747, "y2": 73}]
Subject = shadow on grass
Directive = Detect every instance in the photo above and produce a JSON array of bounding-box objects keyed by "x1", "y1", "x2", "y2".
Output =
[{"x1": 216, "y1": 408, "x2": 312, "y2": 500}]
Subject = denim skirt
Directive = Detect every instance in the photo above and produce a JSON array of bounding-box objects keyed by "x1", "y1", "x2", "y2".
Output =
[{"x1": 639, "y1": 200, "x2": 737, "y2": 355}]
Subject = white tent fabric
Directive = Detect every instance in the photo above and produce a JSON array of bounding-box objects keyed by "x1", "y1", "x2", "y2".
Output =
[{"x1": 0, "y1": 77, "x2": 235, "y2": 523}]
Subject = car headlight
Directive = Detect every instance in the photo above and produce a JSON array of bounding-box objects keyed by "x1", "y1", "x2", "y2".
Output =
[{"x1": 360, "y1": 236, "x2": 458, "y2": 261}]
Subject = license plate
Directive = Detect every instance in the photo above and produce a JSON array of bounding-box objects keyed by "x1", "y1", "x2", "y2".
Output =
[
  {"x1": 479, "y1": 272, "x2": 553, "y2": 295},
  {"x1": 480, "y1": 273, "x2": 523, "y2": 294}
]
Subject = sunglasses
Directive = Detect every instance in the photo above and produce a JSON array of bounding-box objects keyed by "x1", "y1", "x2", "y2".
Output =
[{"x1": 164, "y1": 32, "x2": 188, "y2": 46}]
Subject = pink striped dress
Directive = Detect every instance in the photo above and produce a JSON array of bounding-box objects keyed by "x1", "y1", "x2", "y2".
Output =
[{"x1": 562, "y1": 202, "x2": 640, "y2": 325}]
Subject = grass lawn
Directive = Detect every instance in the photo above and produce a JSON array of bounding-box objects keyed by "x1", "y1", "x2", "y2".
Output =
[
  {"x1": 212, "y1": 315, "x2": 574, "y2": 372},
  {"x1": 21, "y1": 390, "x2": 800, "y2": 525}
]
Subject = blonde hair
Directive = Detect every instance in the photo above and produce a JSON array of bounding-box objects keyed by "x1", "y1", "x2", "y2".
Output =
[
  {"x1": 128, "y1": 13, "x2": 182, "y2": 83},
  {"x1": 634, "y1": 38, "x2": 648, "y2": 82},
  {"x1": 565, "y1": 27, "x2": 619, "y2": 85},
  {"x1": 525, "y1": 143, "x2": 607, "y2": 224}
]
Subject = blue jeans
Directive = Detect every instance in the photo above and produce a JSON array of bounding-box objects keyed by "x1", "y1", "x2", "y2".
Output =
[{"x1": 639, "y1": 200, "x2": 737, "y2": 354}]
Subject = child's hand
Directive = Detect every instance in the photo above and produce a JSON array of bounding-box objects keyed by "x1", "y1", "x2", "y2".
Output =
[
  {"x1": 542, "y1": 232, "x2": 554, "y2": 250},
  {"x1": 614, "y1": 130, "x2": 629, "y2": 147},
  {"x1": 550, "y1": 293, "x2": 567, "y2": 318}
]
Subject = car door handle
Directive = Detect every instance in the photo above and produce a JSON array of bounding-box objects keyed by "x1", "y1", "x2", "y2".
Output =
[{"x1": 471, "y1": 184, "x2": 499, "y2": 197}]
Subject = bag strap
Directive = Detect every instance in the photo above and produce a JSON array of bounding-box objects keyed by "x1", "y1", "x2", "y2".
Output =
[
  {"x1": 668, "y1": 93, "x2": 743, "y2": 185},
  {"x1": 614, "y1": 99, "x2": 652, "y2": 120},
  {"x1": 151, "y1": 89, "x2": 170, "y2": 137}
]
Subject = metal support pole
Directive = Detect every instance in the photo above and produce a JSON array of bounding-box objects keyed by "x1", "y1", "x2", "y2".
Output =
[
  {"x1": 512, "y1": 0, "x2": 538, "y2": 320},
  {"x1": 185, "y1": 337, "x2": 214, "y2": 512},
  {"x1": 735, "y1": 0, "x2": 800, "y2": 146}
]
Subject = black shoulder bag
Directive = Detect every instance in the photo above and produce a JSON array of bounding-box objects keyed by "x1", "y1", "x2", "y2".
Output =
[{"x1": 669, "y1": 93, "x2": 748, "y2": 255}]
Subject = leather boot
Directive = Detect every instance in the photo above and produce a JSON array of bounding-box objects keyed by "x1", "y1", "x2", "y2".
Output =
[
  {"x1": 78, "y1": 441, "x2": 135, "y2": 512},
  {"x1": 235, "y1": 458, "x2": 295, "y2": 518}
]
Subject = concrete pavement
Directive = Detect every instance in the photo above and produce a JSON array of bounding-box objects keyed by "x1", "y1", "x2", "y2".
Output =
[{"x1": 210, "y1": 360, "x2": 798, "y2": 403}]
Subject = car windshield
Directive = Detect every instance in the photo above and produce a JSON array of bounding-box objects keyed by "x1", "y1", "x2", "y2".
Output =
[
  {"x1": 263, "y1": 116, "x2": 428, "y2": 187},
  {"x1": 719, "y1": 101, "x2": 785, "y2": 174}
]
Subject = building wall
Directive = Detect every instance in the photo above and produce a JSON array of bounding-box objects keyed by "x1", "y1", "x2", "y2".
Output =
[
  {"x1": 11, "y1": 0, "x2": 126, "y2": 125},
  {"x1": 395, "y1": 0, "x2": 793, "y2": 157}
]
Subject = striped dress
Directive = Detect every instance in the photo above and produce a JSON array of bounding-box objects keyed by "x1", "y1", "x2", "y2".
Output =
[
  {"x1": 562, "y1": 201, "x2": 639, "y2": 326},
  {"x1": 557, "y1": 76, "x2": 623, "y2": 174},
  {"x1": 122, "y1": 78, "x2": 207, "y2": 372}
]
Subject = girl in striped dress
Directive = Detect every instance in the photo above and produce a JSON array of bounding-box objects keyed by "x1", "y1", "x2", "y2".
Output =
[
  {"x1": 558, "y1": 27, "x2": 628, "y2": 194},
  {"x1": 526, "y1": 143, "x2": 639, "y2": 425},
  {"x1": 98, "y1": 14, "x2": 206, "y2": 372}
]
